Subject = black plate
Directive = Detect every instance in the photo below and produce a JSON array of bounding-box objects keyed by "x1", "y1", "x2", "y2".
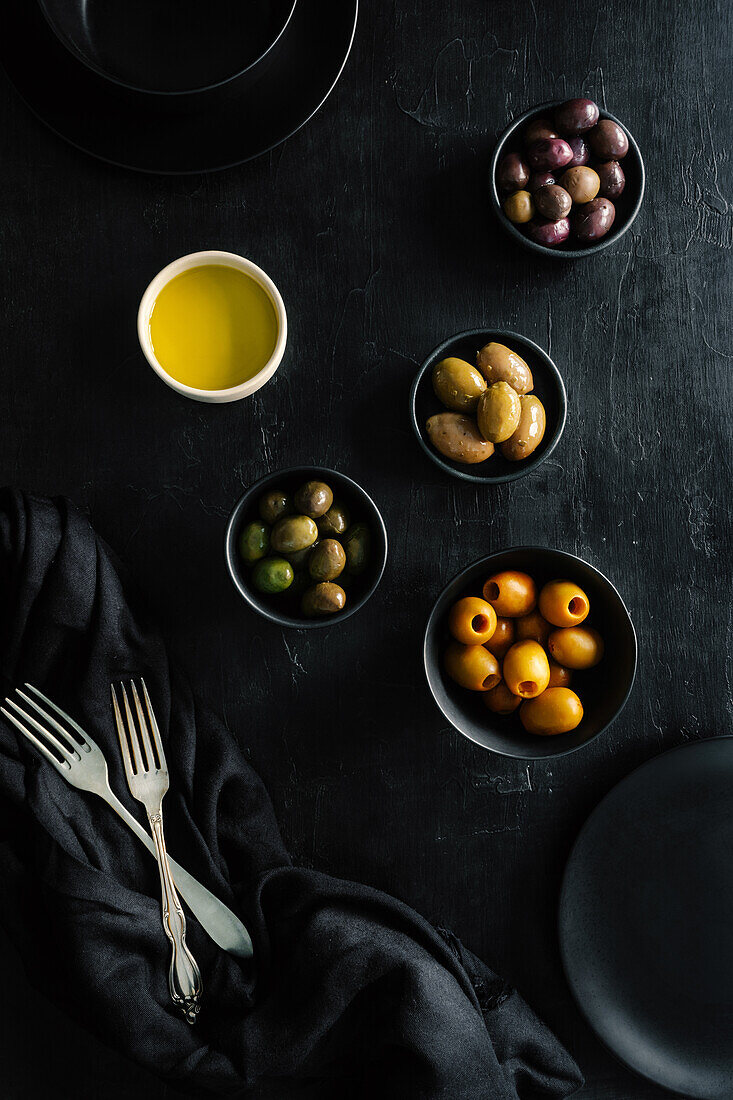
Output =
[
  {"x1": 560, "y1": 737, "x2": 733, "y2": 1096},
  {"x1": 410, "y1": 329, "x2": 566, "y2": 485},
  {"x1": 38, "y1": 0, "x2": 297, "y2": 95},
  {"x1": 1, "y1": 0, "x2": 357, "y2": 173}
]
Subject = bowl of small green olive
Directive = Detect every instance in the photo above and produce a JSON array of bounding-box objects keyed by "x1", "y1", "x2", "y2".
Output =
[{"x1": 225, "y1": 466, "x2": 388, "y2": 628}]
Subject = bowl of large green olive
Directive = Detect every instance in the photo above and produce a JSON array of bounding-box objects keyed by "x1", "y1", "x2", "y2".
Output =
[
  {"x1": 410, "y1": 329, "x2": 566, "y2": 484},
  {"x1": 490, "y1": 98, "x2": 645, "y2": 259},
  {"x1": 424, "y1": 548, "x2": 636, "y2": 759},
  {"x1": 225, "y1": 466, "x2": 388, "y2": 628}
]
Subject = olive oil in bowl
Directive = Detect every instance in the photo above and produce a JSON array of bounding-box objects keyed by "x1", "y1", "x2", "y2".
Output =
[{"x1": 147, "y1": 262, "x2": 280, "y2": 392}]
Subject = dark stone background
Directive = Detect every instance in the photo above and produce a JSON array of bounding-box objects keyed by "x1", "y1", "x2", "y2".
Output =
[{"x1": 1, "y1": 0, "x2": 731, "y2": 1096}]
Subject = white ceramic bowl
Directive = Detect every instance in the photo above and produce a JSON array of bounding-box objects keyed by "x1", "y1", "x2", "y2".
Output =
[{"x1": 137, "y1": 249, "x2": 287, "y2": 403}]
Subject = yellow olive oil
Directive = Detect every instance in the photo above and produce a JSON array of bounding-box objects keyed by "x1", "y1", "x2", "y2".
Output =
[{"x1": 149, "y1": 264, "x2": 278, "y2": 390}]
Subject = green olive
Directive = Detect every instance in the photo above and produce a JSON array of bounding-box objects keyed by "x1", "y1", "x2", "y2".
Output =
[
  {"x1": 343, "y1": 522, "x2": 371, "y2": 576},
  {"x1": 500, "y1": 395, "x2": 546, "y2": 461},
  {"x1": 251, "y1": 557, "x2": 294, "y2": 594},
  {"x1": 432, "y1": 357, "x2": 487, "y2": 412},
  {"x1": 301, "y1": 582, "x2": 346, "y2": 616},
  {"x1": 425, "y1": 413, "x2": 494, "y2": 464},
  {"x1": 258, "y1": 489, "x2": 292, "y2": 525},
  {"x1": 309, "y1": 538, "x2": 346, "y2": 582},
  {"x1": 238, "y1": 521, "x2": 269, "y2": 564},
  {"x1": 317, "y1": 501, "x2": 350, "y2": 537},
  {"x1": 476, "y1": 381, "x2": 522, "y2": 443},
  {"x1": 475, "y1": 342, "x2": 533, "y2": 394},
  {"x1": 271, "y1": 514, "x2": 319, "y2": 554},
  {"x1": 293, "y1": 480, "x2": 334, "y2": 519}
]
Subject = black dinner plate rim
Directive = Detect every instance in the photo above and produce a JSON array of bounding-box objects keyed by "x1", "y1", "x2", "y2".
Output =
[
  {"x1": 489, "y1": 100, "x2": 646, "y2": 260},
  {"x1": 423, "y1": 546, "x2": 637, "y2": 760},
  {"x1": 36, "y1": 0, "x2": 300, "y2": 97},
  {"x1": 0, "y1": 0, "x2": 358, "y2": 174},
  {"x1": 409, "y1": 328, "x2": 567, "y2": 485},
  {"x1": 559, "y1": 735, "x2": 733, "y2": 1097},
  {"x1": 224, "y1": 464, "x2": 388, "y2": 629}
]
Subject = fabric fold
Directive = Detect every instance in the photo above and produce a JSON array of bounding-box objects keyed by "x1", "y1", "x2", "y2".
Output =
[{"x1": 0, "y1": 489, "x2": 582, "y2": 1099}]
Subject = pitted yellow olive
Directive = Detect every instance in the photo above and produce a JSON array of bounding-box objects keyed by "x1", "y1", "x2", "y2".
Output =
[
  {"x1": 548, "y1": 626, "x2": 604, "y2": 669},
  {"x1": 483, "y1": 571, "x2": 537, "y2": 617},
  {"x1": 520, "y1": 688, "x2": 583, "y2": 736},
  {"x1": 547, "y1": 658, "x2": 573, "y2": 688},
  {"x1": 445, "y1": 643, "x2": 501, "y2": 692},
  {"x1": 515, "y1": 609, "x2": 552, "y2": 646},
  {"x1": 484, "y1": 681, "x2": 522, "y2": 715},
  {"x1": 502, "y1": 640, "x2": 550, "y2": 699},
  {"x1": 484, "y1": 616, "x2": 515, "y2": 658},
  {"x1": 539, "y1": 580, "x2": 590, "y2": 627},
  {"x1": 448, "y1": 596, "x2": 497, "y2": 646}
]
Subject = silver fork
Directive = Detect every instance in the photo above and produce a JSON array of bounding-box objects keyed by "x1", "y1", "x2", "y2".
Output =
[
  {"x1": 0, "y1": 684, "x2": 253, "y2": 961},
  {"x1": 112, "y1": 680, "x2": 203, "y2": 1024}
]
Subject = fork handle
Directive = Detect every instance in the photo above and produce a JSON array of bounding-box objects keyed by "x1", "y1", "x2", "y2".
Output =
[
  {"x1": 149, "y1": 811, "x2": 203, "y2": 1025},
  {"x1": 106, "y1": 791, "x2": 253, "y2": 958}
]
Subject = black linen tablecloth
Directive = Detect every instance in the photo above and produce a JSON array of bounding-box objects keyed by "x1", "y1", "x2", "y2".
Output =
[{"x1": 0, "y1": 489, "x2": 582, "y2": 1099}]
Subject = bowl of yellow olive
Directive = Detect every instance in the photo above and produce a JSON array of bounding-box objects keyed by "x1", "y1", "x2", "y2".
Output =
[
  {"x1": 424, "y1": 548, "x2": 636, "y2": 758},
  {"x1": 225, "y1": 466, "x2": 388, "y2": 628},
  {"x1": 410, "y1": 329, "x2": 566, "y2": 484}
]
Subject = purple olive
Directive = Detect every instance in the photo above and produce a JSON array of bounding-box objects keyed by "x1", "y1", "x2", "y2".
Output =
[
  {"x1": 588, "y1": 119, "x2": 629, "y2": 159},
  {"x1": 528, "y1": 217, "x2": 571, "y2": 248},
  {"x1": 524, "y1": 117, "x2": 559, "y2": 145},
  {"x1": 596, "y1": 160, "x2": 626, "y2": 199},
  {"x1": 566, "y1": 137, "x2": 589, "y2": 168},
  {"x1": 572, "y1": 197, "x2": 616, "y2": 243},
  {"x1": 527, "y1": 171, "x2": 556, "y2": 194},
  {"x1": 497, "y1": 152, "x2": 530, "y2": 192},
  {"x1": 526, "y1": 138, "x2": 574, "y2": 172},
  {"x1": 554, "y1": 98, "x2": 599, "y2": 136},
  {"x1": 534, "y1": 184, "x2": 572, "y2": 222}
]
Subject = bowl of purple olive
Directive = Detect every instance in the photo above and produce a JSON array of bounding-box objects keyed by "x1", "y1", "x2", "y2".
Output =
[{"x1": 490, "y1": 98, "x2": 644, "y2": 259}]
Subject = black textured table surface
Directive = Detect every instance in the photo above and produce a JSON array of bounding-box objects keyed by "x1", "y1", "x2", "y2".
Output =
[{"x1": 1, "y1": 1, "x2": 731, "y2": 1097}]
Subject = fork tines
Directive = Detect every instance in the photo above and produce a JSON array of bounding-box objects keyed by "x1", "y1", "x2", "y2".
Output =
[
  {"x1": 111, "y1": 680, "x2": 166, "y2": 778},
  {"x1": 0, "y1": 684, "x2": 88, "y2": 771}
]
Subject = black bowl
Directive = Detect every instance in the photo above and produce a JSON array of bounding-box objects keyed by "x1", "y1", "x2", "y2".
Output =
[
  {"x1": 424, "y1": 548, "x2": 637, "y2": 759},
  {"x1": 225, "y1": 466, "x2": 388, "y2": 629},
  {"x1": 38, "y1": 0, "x2": 298, "y2": 95},
  {"x1": 490, "y1": 101, "x2": 645, "y2": 259},
  {"x1": 410, "y1": 328, "x2": 566, "y2": 485}
]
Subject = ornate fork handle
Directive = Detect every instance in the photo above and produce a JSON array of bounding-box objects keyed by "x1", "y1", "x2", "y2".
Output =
[{"x1": 149, "y1": 811, "x2": 203, "y2": 1024}]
